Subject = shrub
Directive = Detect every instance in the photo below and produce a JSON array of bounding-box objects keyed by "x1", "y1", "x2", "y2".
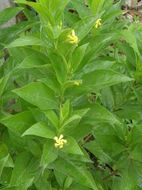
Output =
[{"x1": 0, "y1": 0, "x2": 142, "y2": 189}]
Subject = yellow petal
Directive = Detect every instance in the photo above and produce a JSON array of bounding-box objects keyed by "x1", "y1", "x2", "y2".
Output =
[
  {"x1": 59, "y1": 134, "x2": 64, "y2": 139},
  {"x1": 55, "y1": 143, "x2": 59, "y2": 147},
  {"x1": 73, "y1": 81, "x2": 80, "y2": 86},
  {"x1": 72, "y1": 30, "x2": 75, "y2": 36},
  {"x1": 54, "y1": 136, "x2": 58, "y2": 141}
]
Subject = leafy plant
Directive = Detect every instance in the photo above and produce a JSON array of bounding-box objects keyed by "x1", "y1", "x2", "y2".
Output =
[{"x1": 0, "y1": 0, "x2": 142, "y2": 190}]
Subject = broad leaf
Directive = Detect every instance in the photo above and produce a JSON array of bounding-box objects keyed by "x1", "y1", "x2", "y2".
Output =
[
  {"x1": 0, "y1": 74, "x2": 10, "y2": 102},
  {"x1": 85, "y1": 140, "x2": 112, "y2": 164},
  {"x1": 7, "y1": 36, "x2": 44, "y2": 48},
  {"x1": 1, "y1": 111, "x2": 35, "y2": 135},
  {"x1": 0, "y1": 143, "x2": 9, "y2": 177},
  {"x1": 82, "y1": 104, "x2": 120, "y2": 125},
  {"x1": 13, "y1": 82, "x2": 58, "y2": 110},
  {"x1": 40, "y1": 139, "x2": 58, "y2": 165},
  {"x1": 62, "y1": 136, "x2": 83, "y2": 155},
  {"x1": 0, "y1": 7, "x2": 23, "y2": 26},
  {"x1": 53, "y1": 157, "x2": 98, "y2": 190},
  {"x1": 22, "y1": 122, "x2": 55, "y2": 139},
  {"x1": 82, "y1": 70, "x2": 133, "y2": 91},
  {"x1": 49, "y1": 52, "x2": 67, "y2": 84},
  {"x1": 71, "y1": 43, "x2": 89, "y2": 72},
  {"x1": 17, "y1": 51, "x2": 50, "y2": 69},
  {"x1": 10, "y1": 152, "x2": 39, "y2": 190},
  {"x1": 44, "y1": 110, "x2": 59, "y2": 129}
]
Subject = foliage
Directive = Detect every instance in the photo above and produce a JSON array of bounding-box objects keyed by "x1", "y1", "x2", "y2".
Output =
[{"x1": 0, "y1": 0, "x2": 142, "y2": 189}]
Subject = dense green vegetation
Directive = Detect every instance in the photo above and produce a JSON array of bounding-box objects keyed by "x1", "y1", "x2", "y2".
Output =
[{"x1": 0, "y1": 0, "x2": 142, "y2": 189}]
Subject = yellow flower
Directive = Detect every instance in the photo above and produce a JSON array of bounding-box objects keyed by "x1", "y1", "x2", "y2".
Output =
[
  {"x1": 57, "y1": 21, "x2": 63, "y2": 30},
  {"x1": 95, "y1": 19, "x2": 102, "y2": 29},
  {"x1": 73, "y1": 81, "x2": 80, "y2": 86},
  {"x1": 67, "y1": 30, "x2": 78, "y2": 45},
  {"x1": 54, "y1": 134, "x2": 67, "y2": 149}
]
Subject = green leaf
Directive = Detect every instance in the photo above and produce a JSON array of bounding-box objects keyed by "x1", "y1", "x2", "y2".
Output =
[
  {"x1": 1, "y1": 111, "x2": 35, "y2": 135},
  {"x1": 40, "y1": 139, "x2": 58, "y2": 165},
  {"x1": 62, "y1": 136, "x2": 83, "y2": 155},
  {"x1": 93, "y1": 123, "x2": 125, "y2": 158},
  {"x1": 70, "y1": 0, "x2": 90, "y2": 18},
  {"x1": 73, "y1": 15, "x2": 99, "y2": 41},
  {"x1": 15, "y1": 0, "x2": 54, "y2": 25},
  {"x1": 40, "y1": 0, "x2": 70, "y2": 24},
  {"x1": 53, "y1": 157, "x2": 98, "y2": 190},
  {"x1": 54, "y1": 170, "x2": 73, "y2": 189},
  {"x1": 101, "y1": 87, "x2": 115, "y2": 111},
  {"x1": 64, "y1": 124, "x2": 93, "y2": 141},
  {"x1": 38, "y1": 76, "x2": 60, "y2": 94},
  {"x1": 6, "y1": 36, "x2": 44, "y2": 48},
  {"x1": 0, "y1": 187, "x2": 19, "y2": 190},
  {"x1": 62, "y1": 108, "x2": 89, "y2": 128},
  {"x1": 103, "y1": 2, "x2": 122, "y2": 23},
  {"x1": 13, "y1": 82, "x2": 58, "y2": 110},
  {"x1": 136, "y1": 31, "x2": 142, "y2": 55},
  {"x1": 64, "y1": 176, "x2": 73, "y2": 189},
  {"x1": 44, "y1": 110, "x2": 59, "y2": 129},
  {"x1": 22, "y1": 122, "x2": 55, "y2": 139},
  {"x1": 62, "y1": 114, "x2": 82, "y2": 128},
  {"x1": 68, "y1": 183, "x2": 90, "y2": 190},
  {"x1": 17, "y1": 51, "x2": 50, "y2": 69},
  {"x1": 0, "y1": 21, "x2": 37, "y2": 45},
  {"x1": 88, "y1": 0, "x2": 105, "y2": 14},
  {"x1": 0, "y1": 74, "x2": 10, "y2": 98},
  {"x1": 82, "y1": 104, "x2": 120, "y2": 125},
  {"x1": 0, "y1": 7, "x2": 23, "y2": 26},
  {"x1": 130, "y1": 124, "x2": 142, "y2": 145},
  {"x1": 122, "y1": 29, "x2": 139, "y2": 55},
  {"x1": 54, "y1": 169, "x2": 67, "y2": 187},
  {"x1": 130, "y1": 145, "x2": 142, "y2": 163},
  {"x1": 60, "y1": 100, "x2": 70, "y2": 124},
  {"x1": 82, "y1": 70, "x2": 133, "y2": 91},
  {"x1": 10, "y1": 152, "x2": 39, "y2": 189},
  {"x1": 71, "y1": 43, "x2": 89, "y2": 72},
  {"x1": 116, "y1": 102, "x2": 142, "y2": 120},
  {"x1": 112, "y1": 162, "x2": 139, "y2": 190},
  {"x1": 34, "y1": 169, "x2": 51, "y2": 190},
  {"x1": 85, "y1": 140, "x2": 112, "y2": 164},
  {"x1": 49, "y1": 52, "x2": 67, "y2": 84},
  {"x1": 0, "y1": 143, "x2": 9, "y2": 177}
]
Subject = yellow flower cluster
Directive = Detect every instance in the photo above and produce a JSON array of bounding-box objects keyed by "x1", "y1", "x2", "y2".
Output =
[
  {"x1": 54, "y1": 134, "x2": 67, "y2": 149},
  {"x1": 95, "y1": 19, "x2": 102, "y2": 29},
  {"x1": 67, "y1": 30, "x2": 78, "y2": 45},
  {"x1": 73, "y1": 81, "x2": 80, "y2": 86}
]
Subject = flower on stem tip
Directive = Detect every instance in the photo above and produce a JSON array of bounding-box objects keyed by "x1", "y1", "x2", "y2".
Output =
[
  {"x1": 95, "y1": 19, "x2": 102, "y2": 29},
  {"x1": 73, "y1": 81, "x2": 80, "y2": 86},
  {"x1": 54, "y1": 134, "x2": 67, "y2": 149},
  {"x1": 67, "y1": 30, "x2": 78, "y2": 45}
]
